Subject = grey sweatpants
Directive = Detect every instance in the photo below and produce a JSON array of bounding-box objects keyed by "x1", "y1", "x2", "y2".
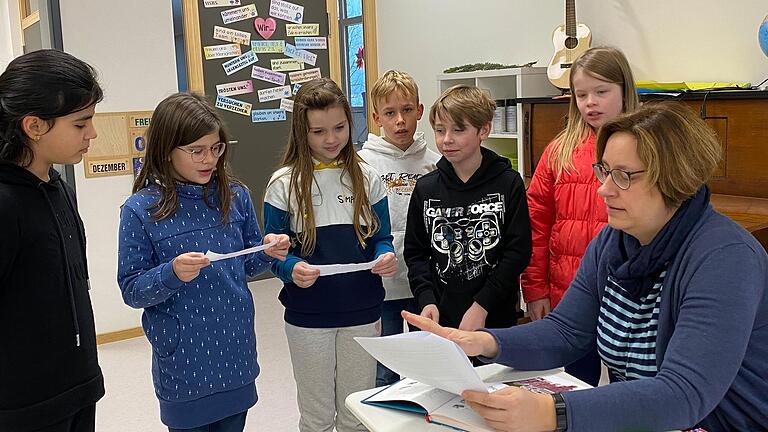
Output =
[{"x1": 285, "y1": 320, "x2": 380, "y2": 432}]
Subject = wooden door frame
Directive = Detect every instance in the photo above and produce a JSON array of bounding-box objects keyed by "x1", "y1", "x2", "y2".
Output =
[
  {"x1": 361, "y1": 0, "x2": 378, "y2": 135},
  {"x1": 181, "y1": 0, "x2": 204, "y2": 93}
]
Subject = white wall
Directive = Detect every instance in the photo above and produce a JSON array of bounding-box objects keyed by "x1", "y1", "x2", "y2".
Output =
[
  {"x1": 61, "y1": 0, "x2": 179, "y2": 333},
  {"x1": 578, "y1": 1, "x2": 766, "y2": 83},
  {"x1": 376, "y1": 0, "x2": 768, "y2": 140},
  {"x1": 0, "y1": 0, "x2": 12, "y2": 69},
  {"x1": 376, "y1": 0, "x2": 562, "y2": 139},
  {"x1": 0, "y1": 0, "x2": 21, "y2": 69}
]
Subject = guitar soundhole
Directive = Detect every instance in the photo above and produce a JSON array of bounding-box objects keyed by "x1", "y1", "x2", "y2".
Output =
[{"x1": 565, "y1": 37, "x2": 578, "y2": 49}]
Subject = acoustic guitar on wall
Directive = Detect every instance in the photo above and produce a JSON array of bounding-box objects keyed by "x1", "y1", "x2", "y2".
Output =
[{"x1": 547, "y1": 0, "x2": 592, "y2": 90}]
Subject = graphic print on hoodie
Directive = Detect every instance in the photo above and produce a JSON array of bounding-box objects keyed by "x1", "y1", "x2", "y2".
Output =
[
  {"x1": 358, "y1": 131, "x2": 440, "y2": 300},
  {"x1": 424, "y1": 192, "x2": 505, "y2": 281}
]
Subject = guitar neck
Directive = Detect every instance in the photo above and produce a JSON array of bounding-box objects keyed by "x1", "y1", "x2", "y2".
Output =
[{"x1": 565, "y1": 0, "x2": 577, "y2": 37}]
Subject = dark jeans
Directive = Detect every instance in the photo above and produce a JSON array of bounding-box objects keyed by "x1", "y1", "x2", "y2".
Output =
[
  {"x1": 565, "y1": 348, "x2": 602, "y2": 387},
  {"x1": 32, "y1": 404, "x2": 95, "y2": 432},
  {"x1": 376, "y1": 298, "x2": 418, "y2": 387},
  {"x1": 168, "y1": 411, "x2": 247, "y2": 432}
]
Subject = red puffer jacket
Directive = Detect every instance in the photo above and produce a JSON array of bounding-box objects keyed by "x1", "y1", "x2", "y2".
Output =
[{"x1": 521, "y1": 130, "x2": 607, "y2": 308}]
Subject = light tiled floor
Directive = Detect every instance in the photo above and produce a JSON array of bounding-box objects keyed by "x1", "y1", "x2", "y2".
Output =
[{"x1": 96, "y1": 278, "x2": 300, "y2": 432}]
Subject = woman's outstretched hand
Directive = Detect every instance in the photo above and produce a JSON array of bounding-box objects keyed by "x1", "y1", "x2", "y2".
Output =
[{"x1": 401, "y1": 310, "x2": 499, "y2": 358}]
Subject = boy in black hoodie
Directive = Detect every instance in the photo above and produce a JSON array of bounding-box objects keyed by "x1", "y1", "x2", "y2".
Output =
[
  {"x1": 0, "y1": 50, "x2": 104, "y2": 432},
  {"x1": 404, "y1": 85, "x2": 532, "y2": 332}
]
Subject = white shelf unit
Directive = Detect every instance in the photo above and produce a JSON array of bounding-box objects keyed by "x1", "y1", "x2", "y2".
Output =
[{"x1": 437, "y1": 67, "x2": 559, "y2": 177}]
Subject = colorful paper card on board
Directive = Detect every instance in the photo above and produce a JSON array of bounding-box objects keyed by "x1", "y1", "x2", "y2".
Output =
[
  {"x1": 269, "y1": 0, "x2": 304, "y2": 24},
  {"x1": 286, "y1": 24, "x2": 319, "y2": 36},
  {"x1": 251, "y1": 66, "x2": 287, "y2": 85},
  {"x1": 288, "y1": 68, "x2": 322, "y2": 84},
  {"x1": 204, "y1": 43, "x2": 242, "y2": 60},
  {"x1": 257, "y1": 85, "x2": 292, "y2": 102},
  {"x1": 271, "y1": 58, "x2": 304, "y2": 72},
  {"x1": 223, "y1": 50, "x2": 258, "y2": 75},
  {"x1": 216, "y1": 80, "x2": 254, "y2": 97},
  {"x1": 204, "y1": 0, "x2": 241, "y2": 8},
  {"x1": 295, "y1": 37, "x2": 327, "y2": 50},
  {"x1": 252, "y1": 109, "x2": 287, "y2": 123},
  {"x1": 280, "y1": 98, "x2": 294, "y2": 112},
  {"x1": 284, "y1": 43, "x2": 317, "y2": 66},
  {"x1": 215, "y1": 95, "x2": 253, "y2": 116},
  {"x1": 221, "y1": 4, "x2": 258, "y2": 24},
  {"x1": 251, "y1": 40, "x2": 285, "y2": 53},
  {"x1": 214, "y1": 26, "x2": 251, "y2": 45}
]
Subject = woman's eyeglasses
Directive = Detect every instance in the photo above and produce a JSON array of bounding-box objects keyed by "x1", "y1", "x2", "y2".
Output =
[
  {"x1": 176, "y1": 142, "x2": 226, "y2": 163},
  {"x1": 592, "y1": 163, "x2": 645, "y2": 190}
]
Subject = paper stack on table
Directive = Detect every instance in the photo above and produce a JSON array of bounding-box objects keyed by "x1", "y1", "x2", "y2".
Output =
[{"x1": 355, "y1": 331, "x2": 489, "y2": 395}]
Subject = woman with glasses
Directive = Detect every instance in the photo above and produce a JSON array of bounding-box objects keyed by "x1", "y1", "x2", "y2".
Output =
[
  {"x1": 117, "y1": 93, "x2": 289, "y2": 432},
  {"x1": 404, "y1": 101, "x2": 768, "y2": 431}
]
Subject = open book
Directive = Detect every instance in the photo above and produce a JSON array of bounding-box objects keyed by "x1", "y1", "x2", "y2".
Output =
[
  {"x1": 354, "y1": 332, "x2": 591, "y2": 432},
  {"x1": 362, "y1": 373, "x2": 589, "y2": 432}
]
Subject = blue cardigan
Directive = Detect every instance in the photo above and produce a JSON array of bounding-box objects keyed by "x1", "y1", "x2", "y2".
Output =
[
  {"x1": 485, "y1": 205, "x2": 768, "y2": 431},
  {"x1": 117, "y1": 181, "x2": 274, "y2": 428}
]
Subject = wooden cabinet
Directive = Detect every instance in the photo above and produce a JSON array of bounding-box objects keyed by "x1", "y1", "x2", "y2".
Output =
[
  {"x1": 519, "y1": 91, "x2": 768, "y2": 251},
  {"x1": 520, "y1": 101, "x2": 569, "y2": 180}
]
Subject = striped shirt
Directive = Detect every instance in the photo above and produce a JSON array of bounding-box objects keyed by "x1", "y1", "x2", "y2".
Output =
[{"x1": 597, "y1": 271, "x2": 666, "y2": 381}]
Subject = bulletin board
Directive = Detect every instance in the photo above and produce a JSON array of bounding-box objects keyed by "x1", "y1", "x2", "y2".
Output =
[
  {"x1": 194, "y1": 0, "x2": 331, "y2": 216},
  {"x1": 83, "y1": 111, "x2": 152, "y2": 178}
]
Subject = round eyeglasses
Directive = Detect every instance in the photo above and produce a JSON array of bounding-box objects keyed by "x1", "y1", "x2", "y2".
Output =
[
  {"x1": 176, "y1": 142, "x2": 226, "y2": 163},
  {"x1": 592, "y1": 163, "x2": 645, "y2": 190}
]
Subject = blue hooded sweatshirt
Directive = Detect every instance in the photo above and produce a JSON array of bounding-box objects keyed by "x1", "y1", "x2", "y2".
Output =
[{"x1": 117, "y1": 180, "x2": 274, "y2": 428}]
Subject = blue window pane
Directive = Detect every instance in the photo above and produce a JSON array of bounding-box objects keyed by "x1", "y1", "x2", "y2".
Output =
[
  {"x1": 346, "y1": 0, "x2": 362, "y2": 18},
  {"x1": 346, "y1": 23, "x2": 365, "y2": 108}
]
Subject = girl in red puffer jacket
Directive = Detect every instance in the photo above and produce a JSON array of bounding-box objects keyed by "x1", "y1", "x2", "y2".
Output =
[{"x1": 522, "y1": 47, "x2": 638, "y2": 385}]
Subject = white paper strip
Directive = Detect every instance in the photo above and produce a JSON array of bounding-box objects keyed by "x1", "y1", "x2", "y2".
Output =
[
  {"x1": 307, "y1": 255, "x2": 383, "y2": 276},
  {"x1": 205, "y1": 240, "x2": 277, "y2": 262}
]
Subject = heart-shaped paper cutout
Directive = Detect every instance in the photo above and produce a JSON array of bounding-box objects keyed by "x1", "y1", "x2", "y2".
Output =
[{"x1": 254, "y1": 17, "x2": 277, "y2": 40}]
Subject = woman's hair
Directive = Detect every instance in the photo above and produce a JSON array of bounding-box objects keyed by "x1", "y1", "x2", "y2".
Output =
[
  {"x1": 134, "y1": 92, "x2": 239, "y2": 222},
  {"x1": 276, "y1": 77, "x2": 378, "y2": 256},
  {"x1": 550, "y1": 46, "x2": 639, "y2": 176},
  {"x1": 428, "y1": 84, "x2": 495, "y2": 131},
  {"x1": 596, "y1": 101, "x2": 722, "y2": 207},
  {"x1": 0, "y1": 49, "x2": 103, "y2": 166}
]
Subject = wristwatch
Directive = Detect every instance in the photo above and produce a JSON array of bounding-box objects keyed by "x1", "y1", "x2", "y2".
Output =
[{"x1": 551, "y1": 392, "x2": 567, "y2": 431}]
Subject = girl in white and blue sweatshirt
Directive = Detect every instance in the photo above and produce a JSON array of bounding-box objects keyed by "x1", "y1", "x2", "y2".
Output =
[
  {"x1": 263, "y1": 79, "x2": 396, "y2": 432},
  {"x1": 117, "y1": 93, "x2": 289, "y2": 432}
]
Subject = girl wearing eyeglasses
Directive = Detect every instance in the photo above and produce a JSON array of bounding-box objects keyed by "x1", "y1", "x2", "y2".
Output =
[
  {"x1": 117, "y1": 93, "x2": 289, "y2": 432},
  {"x1": 522, "y1": 47, "x2": 639, "y2": 386}
]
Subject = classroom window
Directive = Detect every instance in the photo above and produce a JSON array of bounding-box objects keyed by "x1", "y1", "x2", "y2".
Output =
[
  {"x1": 338, "y1": 0, "x2": 368, "y2": 144},
  {"x1": 19, "y1": 0, "x2": 41, "y2": 53}
]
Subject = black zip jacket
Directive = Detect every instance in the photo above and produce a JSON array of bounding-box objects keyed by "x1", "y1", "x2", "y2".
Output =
[
  {"x1": 0, "y1": 161, "x2": 104, "y2": 431},
  {"x1": 404, "y1": 147, "x2": 532, "y2": 328}
]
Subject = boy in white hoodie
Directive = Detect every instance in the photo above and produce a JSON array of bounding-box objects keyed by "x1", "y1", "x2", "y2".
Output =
[{"x1": 358, "y1": 70, "x2": 440, "y2": 386}]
